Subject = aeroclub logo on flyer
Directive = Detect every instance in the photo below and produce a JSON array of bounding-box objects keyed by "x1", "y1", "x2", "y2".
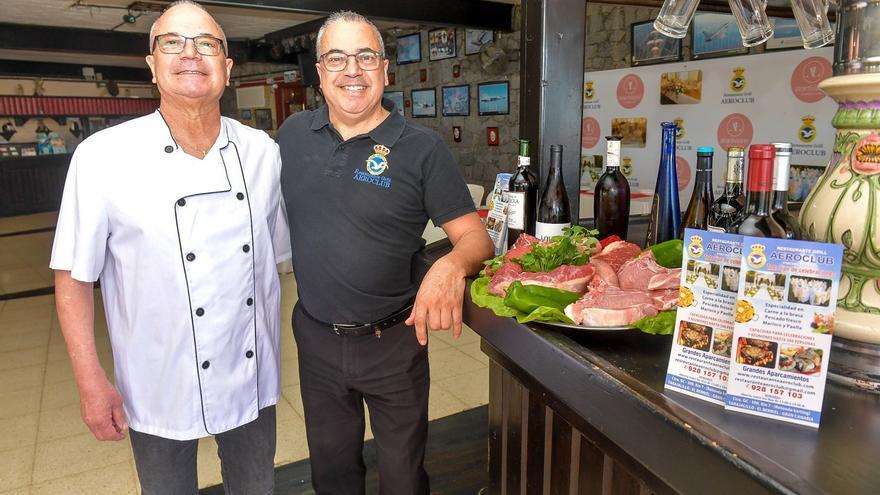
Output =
[
  {"x1": 747, "y1": 243, "x2": 767, "y2": 268},
  {"x1": 688, "y1": 235, "x2": 705, "y2": 258}
]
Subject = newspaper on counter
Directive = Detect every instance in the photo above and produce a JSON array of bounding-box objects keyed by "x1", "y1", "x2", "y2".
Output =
[
  {"x1": 723, "y1": 236, "x2": 843, "y2": 428},
  {"x1": 664, "y1": 229, "x2": 742, "y2": 405}
]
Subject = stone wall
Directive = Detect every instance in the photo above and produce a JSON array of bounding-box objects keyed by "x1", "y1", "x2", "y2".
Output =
[
  {"x1": 385, "y1": 26, "x2": 522, "y2": 193},
  {"x1": 585, "y1": 4, "x2": 683, "y2": 71}
]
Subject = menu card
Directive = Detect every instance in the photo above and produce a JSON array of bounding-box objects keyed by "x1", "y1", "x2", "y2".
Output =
[
  {"x1": 665, "y1": 229, "x2": 742, "y2": 405},
  {"x1": 723, "y1": 237, "x2": 843, "y2": 428}
]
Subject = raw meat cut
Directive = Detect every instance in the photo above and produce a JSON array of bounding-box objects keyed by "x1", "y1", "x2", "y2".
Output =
[
  {"x1": 519, "y1": 264, "x2": 595, "y2": 294},
  {"x1": 650, "y1": 289, "x2": 679, "y2": 310},
  {"x1": 617, "y1": 251, "x2": 680, "y2": 291},
  {"x1": 488, "y1": 262, "x2": 523, "y2": 296},
  {"x1": 592, "y1": 240, "x2": 642, "y2": 271},
  {"x1": 504, "y1": 233, "x2": 546, "y2": 262},
  {"x1": 588, "y1": 259, "x2": 619, "y2": 287},
  {"x1": 565, "y1": 279, "x2": 659, "y2": 325}
]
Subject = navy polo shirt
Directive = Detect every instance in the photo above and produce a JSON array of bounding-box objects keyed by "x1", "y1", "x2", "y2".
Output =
[{"x1": 278, "y1": 99, "x2": 475, "y2": 324}]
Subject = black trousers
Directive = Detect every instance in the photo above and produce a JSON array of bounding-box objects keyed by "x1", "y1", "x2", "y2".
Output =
[{"x1": 292, "y1": 302, "x2": 430, "y2": 495}]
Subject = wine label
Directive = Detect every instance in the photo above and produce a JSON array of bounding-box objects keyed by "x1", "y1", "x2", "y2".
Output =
[
  {"x1": 507, "y1": 192, "x2": 526, "y2": 230},
  {"x1": 535, "y1": 221, "x2": 569, "y2": 241}
]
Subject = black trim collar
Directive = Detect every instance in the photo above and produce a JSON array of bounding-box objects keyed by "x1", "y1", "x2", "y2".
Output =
[{"x1": 309, "y1": 98, "x2": 405, "y2": 147}]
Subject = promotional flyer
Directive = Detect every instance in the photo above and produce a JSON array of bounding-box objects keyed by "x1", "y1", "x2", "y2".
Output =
[
  {"x1": 724, "y1": 237, "x2": 843, "y2": 427},
  {"x1": 665, "y1": 229, "x2": 742, "y2": 404}
]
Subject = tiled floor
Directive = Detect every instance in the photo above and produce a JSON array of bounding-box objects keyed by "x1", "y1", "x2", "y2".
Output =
[{"x1": 0, "y1": 213, "x2": 489, "y2": 494}]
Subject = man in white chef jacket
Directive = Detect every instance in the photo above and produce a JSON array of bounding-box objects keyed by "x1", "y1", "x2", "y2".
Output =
[{"x1": 49, "y1": 1, "x2": 290, "y2": 492}]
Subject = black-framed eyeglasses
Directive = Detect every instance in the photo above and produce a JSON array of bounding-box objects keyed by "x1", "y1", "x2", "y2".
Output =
[
  {"x1": 152, "y1": 33, "x2": 226, "y2": 56},
  {"x1": 319, "y1": 49, "x2": 384, "y2": 71}
]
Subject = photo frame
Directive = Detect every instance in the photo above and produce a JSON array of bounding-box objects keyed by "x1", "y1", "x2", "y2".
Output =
[
  {"x1": 428, "y1": 28, "x2": 456, "y2": 61},
  {"x1": 254, "y1": 108, "x2": 273, "y2": 130},
  {"x1": 411, "y1": 88, "x2": 437, "y2": 118},
  {"x1": 630, "y1": 20, "x2": 682, "y2": 66},
  {"x1": 383, "y1": 91, "x2": 405, "y2": 116},
  {"x1": 465, "y1": 29, "x2": 494, "y2": 55},
  {"x1": 691, "y1": 13, "x2": 749, "y2": 59},
  {"x1": 487, "y1": 127, "x2": 499, "y2": 146},
  {"x1": 765, "y1": 17, "x2": 804, "y2": 50},
  {"x1": 441, "y1": 85, "x2": 470, "y2": 117},
  {"x1": 396, "y1": 32, "x2": 421, "y2": 65},
  {"x1": 477, "y1": 81, "x2": 509, "y2": 116}
]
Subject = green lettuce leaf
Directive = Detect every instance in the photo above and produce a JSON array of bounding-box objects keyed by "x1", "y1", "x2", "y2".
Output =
[
  {"x1": 631, "y1": 310, "x2": 677, "y2": 335},
  {"x1": 516, "y1": 306, "x2": 574, "y2": 324},
  {"x1": 470, "y1": 277, "x2": 519, "y2": 317}
]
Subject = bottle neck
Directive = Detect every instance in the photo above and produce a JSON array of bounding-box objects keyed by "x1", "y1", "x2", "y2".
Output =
[
  {"x1": 723, "y1": 180, "x2": 743, "y2": 197},
  {"x1": 747, "y1": 189, "x2": 773, "y2": 216},
  {"x1": 772, "y1": 190, "x2": 790, "y2": 213},
  {"x1": 694, "y1": 169, "x2": 713, "y2": 192}
]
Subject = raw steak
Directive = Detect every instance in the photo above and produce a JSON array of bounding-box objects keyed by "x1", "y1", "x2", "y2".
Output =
[
  {"x1": 488, "y1": 262, "x2": 523, "y2": 296},
  {"x1": 650, "y1": 289, "x2": 679, "y2": 310},
  {"x1": 504, "y1": 233, "x2": 546, "y2": 262},
  {"x1": 565, "y1": 279, "x2": 659, "y2": 326},
  {"x1": 592, "y1": 240, "x2": 642, "y2": 271},
  {"x1": 617, "y1": 251, "x2": 680, "y2": 291},
  {"x1": 519, "y1": 264, "x2": 595, "y2": 294},
  {"x1": 588, "y1": 258, "x2": 619, "y2": 287}
]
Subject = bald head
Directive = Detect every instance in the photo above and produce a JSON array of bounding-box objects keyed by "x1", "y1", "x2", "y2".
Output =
[{"x1": 149, "y1": 0, "x2": 227, "y2": 54}]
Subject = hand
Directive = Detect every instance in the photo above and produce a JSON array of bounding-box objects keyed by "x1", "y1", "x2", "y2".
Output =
[
  {"x1": 78, "y1": 373, "x2": 128, "y2": 441},
  {"x1": 405, "y1": 256, "x2": 466, "y2": 345}
]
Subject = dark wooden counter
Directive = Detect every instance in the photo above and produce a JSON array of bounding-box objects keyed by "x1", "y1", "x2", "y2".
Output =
[
  {"x1": 419, "y1": 218, "x2": 879, "y2": 494},
  {"x1": 0, "y1": 154, "x2": 70, "y2": 216}
]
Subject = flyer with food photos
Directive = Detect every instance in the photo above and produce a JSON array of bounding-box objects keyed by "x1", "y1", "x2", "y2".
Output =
[
  {"x1": 724, "y1": 236, "x2": 843, "y2": 428},
  {"x1": 664, "y1": 229, "x2": 742, "y2": 405}
]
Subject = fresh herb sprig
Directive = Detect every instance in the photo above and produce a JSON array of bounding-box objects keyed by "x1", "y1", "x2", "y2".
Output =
[{"x1": 514, "y1": 226, "x2": 599, "y2": 273}]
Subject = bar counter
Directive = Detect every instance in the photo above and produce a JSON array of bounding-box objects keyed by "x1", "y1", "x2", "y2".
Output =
[{"x1": 421, "y1": 220, "x2": 880, "y2": 495}]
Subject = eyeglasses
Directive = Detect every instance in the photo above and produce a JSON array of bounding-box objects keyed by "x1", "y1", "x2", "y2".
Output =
[
  {"x1": 152, "y1": 33, "x2": 226, "y2": 57},
  {"x1": 319, "y1": 50, "x2": 384, "y2": 72}
]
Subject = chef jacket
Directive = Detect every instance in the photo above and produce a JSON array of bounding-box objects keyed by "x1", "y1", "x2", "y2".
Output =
[{"x1": 50, "y1": 111, "x2": 291, "y2": 440}]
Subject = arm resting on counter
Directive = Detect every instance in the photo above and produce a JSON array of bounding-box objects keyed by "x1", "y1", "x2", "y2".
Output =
[{"x1": 407, "y1": 212, "x2": 493, "y2": 344}]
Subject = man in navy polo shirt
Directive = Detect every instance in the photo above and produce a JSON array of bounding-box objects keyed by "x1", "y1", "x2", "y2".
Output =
[{"x1": 276, "y1": 10, "x2": 493, "y2": 495}]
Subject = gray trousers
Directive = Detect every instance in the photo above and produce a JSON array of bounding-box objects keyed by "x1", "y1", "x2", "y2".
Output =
[{"x1": 129, "y1": 406, "x2": 276, "y2": 495}]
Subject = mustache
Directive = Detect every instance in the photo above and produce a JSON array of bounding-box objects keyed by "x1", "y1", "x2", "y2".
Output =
[{"x1": 336, "y1": 78, "x2": 368, "y2": 86}]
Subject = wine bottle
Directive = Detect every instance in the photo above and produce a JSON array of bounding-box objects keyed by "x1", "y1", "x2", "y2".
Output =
[
  {"x1": 536, "y1": 144, "x2": 571, "y2": 241},
  {"x1": 594, "y1": 136, "x2": 631, "y2": 239},
  {"x1": 707, "y1": 146, "x2": 746, "y2": 233},
  {"x1": 645, "y1": 122, "x2": 681, "y2": 246},
  {"x1": 733, "y1": 145, "x2": 786, "y2": 238},
  {"x1": 680, "y1": 147, "x2": 715, "y2": 235},
  {"x1": 770, "y1": 142, "x2": 801, "y2": 240},
  {"x1": 507, "y1": 140, "x2": 539, "y2": 247}
]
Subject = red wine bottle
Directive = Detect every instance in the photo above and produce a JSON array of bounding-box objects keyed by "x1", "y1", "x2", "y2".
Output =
[
  {"x1": 594, "y1": 136, "x2": 631, "y2": 239},
  {"x1": 507, "y1": 139, "x2": 539, "y2": 247},
  {"x1": 733, "y1": 145, "x2": 786, "y2": 238}
]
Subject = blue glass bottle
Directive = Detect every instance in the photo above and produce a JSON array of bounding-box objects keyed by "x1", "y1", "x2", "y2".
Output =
[{"x1": 645, "y1": 122, "x2": 681, "y2": 245}]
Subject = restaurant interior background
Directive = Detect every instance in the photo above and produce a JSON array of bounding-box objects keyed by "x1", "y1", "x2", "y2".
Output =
[{"x1": 0, "y1": 0, "x2": 845, "y2": 493}]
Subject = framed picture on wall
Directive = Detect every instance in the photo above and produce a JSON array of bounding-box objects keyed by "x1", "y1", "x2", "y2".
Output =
[
  {"x1": 465, "y1": 29, "x2": 494, "y2": 55},
  {"x1": 477, "y1": 81, "x2": 509, "y2": 116},
  {"x1": 630, "y1": 20, "x2": 682, "y2": 66},
  {"x1": 411, "y1": 88, "x2": 437, "y2": 118},
  {"x1": 254, "y1": 108, "x2": 272, "y2": 130},
  {"x1": 396, "y1": 32, "x2": 421, "y2": 65},
  {"x1": 766, "y1": 17, "x2": 804, "y2": 50},
  {"x1": 691, "y1": 13, "x2": 749, "y2": 59},
  {"x1": 429, "y1": 28, "x2": 456, "y2": 61},
  {"x1": 383, "y1": 91, "x2": 405, "y2": 116},
  {"x1": 441, "y1": 85, "x2": 470, "y2": 116}
]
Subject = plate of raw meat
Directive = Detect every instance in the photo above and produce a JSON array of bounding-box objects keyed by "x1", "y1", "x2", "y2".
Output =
[{"x1": 472, "y1": 228, "x2": 682, "y2": 334}]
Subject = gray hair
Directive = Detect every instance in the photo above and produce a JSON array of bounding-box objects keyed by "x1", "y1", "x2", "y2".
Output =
[
  {"x1": 148, "y1": 0, "x2": 228, "y2": 54},
  {"x1": 316, "y1": 11, "x2": 384, "y2": 56}
]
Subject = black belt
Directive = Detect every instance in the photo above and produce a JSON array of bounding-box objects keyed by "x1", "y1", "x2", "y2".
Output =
[{"x1": 300, "y1": 302, "x2": 413, "y2": 338}]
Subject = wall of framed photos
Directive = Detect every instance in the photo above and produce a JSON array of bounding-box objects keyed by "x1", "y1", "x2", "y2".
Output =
[{"x1": 384, "y1": 25, "x2": 521, "y2": 193}]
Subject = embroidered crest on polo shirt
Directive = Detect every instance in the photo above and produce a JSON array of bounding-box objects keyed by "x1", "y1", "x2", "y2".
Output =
[{"x1": 353, "y1": 144, "x2": 392, "y2": 189}]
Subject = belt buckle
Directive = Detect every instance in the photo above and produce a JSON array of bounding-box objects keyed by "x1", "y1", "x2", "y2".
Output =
[{"x1": 332, "y1": 322, "x2": 360, "y2": 336}]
